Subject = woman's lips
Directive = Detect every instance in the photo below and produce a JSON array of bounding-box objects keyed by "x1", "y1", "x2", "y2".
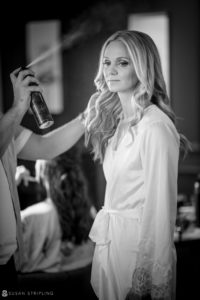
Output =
[{"x1": 107, "y1": 79, "x2": 120, "y2": 82}]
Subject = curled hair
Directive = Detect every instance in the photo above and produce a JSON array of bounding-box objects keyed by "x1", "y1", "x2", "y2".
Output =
[
  {"x1": 84, "y1": 30, "x2": 190, "y2": 162},
  {"x1": 35, "y1": 147, "x2": 94, "y2": 244}
]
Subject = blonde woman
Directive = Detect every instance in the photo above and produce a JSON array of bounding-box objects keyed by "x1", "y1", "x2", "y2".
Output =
[
  {"x1": 4, "y1": 30, "x2": 189, "y2": 297},
  {"x1": 83, "y1": 30, "x2": 190, "y2": 300}
]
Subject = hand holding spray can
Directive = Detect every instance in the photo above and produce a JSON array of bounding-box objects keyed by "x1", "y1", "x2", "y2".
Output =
[{"x1": 17, "y1": 67, "x2": 54, "y2": 129}]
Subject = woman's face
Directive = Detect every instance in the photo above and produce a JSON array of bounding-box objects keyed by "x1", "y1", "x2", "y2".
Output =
[{"x1": 103, "y1": 40, "x2": 138, "y2": 94}]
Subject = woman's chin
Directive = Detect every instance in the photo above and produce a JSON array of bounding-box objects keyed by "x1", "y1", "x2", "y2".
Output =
[{"x1": 108, "y1": 87, "x2": 119, "y2": 93}]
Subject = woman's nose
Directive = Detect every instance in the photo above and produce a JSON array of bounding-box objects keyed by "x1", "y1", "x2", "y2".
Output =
[{"x1": 107, "y1": 64, "x2": 118, "y2": 75}]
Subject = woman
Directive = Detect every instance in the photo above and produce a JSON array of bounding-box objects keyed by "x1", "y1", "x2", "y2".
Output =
[
  {"x1": 20, "y1": 147, "x2": 95, "y2": 273},
  {"x1": 81, "y1": 30, "x2": 190, "y2": 300}
]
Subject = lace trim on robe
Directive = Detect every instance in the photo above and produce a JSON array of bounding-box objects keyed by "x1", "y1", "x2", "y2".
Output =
[{"x1": 127, "y1": 262, "x2": 173, "y2": 300}]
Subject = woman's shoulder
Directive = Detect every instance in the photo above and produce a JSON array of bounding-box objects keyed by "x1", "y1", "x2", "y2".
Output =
[
  {"x1": 139, "y1": 105, "x2": 176, "y2": 131},
  {"x1": 141, "y1": 104, "x2": 167, "y2": 124},
  {"x1": 138, "y1": 105, "x2": 180, "y2": 145},
  {"x1": 21, "y1": 199, "x2": 55, "y2": 219}
]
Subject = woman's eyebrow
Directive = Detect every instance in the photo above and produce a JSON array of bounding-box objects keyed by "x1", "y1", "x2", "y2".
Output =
[{"x1": 103, "y1": 56, "x2": 130, "y2": 60}]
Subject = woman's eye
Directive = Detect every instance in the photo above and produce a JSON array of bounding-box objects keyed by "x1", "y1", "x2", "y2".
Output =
[
  {"x1": 103, "y1": 60, "x2": 129, "y2": 67},
  {"x1": 119, "y1": 61, "x2": 129, "y2": 67},
  {"x1": 103, "y1": 61, "x2": 110, "y2": 66}
]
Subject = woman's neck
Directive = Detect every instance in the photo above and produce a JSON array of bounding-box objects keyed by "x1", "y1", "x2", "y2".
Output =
[{"x1": 118, "y1": 92, "x2": 136, "y2": 120}]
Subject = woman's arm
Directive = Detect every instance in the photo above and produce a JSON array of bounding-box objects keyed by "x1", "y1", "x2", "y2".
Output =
[{"x1": 128, "y1": 122, "x2": 180, "y2": 300}]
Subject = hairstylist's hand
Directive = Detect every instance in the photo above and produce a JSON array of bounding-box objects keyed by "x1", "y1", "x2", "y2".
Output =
[{"x1": 10, "y1": 67, "x2": 42, "y2": 116}]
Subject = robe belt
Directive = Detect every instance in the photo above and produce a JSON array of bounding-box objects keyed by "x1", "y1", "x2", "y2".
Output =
[{"x1": 89, "y1": 206, "x2": 142, "y2": 245}]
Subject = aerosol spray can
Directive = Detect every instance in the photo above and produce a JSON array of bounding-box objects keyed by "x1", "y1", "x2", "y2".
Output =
[{"x1": 17, "y1": 67, "x2": 54, "y2": 129}]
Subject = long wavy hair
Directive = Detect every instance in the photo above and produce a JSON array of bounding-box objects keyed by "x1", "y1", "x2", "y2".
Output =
[
  {"x1": 84, "y1": 30, "x2": 190, "y2": 162},
  {"x1": 35, "y1": 147, "x2": 94, "y2": 244}
]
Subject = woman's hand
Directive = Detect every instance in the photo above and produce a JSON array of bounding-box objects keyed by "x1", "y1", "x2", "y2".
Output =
[{"x1": 10, "y1": 67, "x2": 42, "y2": 116}]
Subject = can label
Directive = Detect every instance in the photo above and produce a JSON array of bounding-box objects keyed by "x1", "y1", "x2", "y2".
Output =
[{"x1": 30, "y1": 92, "x2": 54, "y2": 129}]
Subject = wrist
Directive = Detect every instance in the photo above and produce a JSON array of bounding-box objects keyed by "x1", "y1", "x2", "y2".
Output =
[{"x1": 11, "y1": 102, "x2": 26, "y2": 121}]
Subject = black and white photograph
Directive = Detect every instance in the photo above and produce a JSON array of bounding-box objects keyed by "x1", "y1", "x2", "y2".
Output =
[{"x1": 0, "y1": 0, "x2": 199, "y2": 299}]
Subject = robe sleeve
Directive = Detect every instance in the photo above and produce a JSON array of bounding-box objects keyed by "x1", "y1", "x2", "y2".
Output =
[{"x1": 128, "y1": 121, "x2": 180, "y2": 300}]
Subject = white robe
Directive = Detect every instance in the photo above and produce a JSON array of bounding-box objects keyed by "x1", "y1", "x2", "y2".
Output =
[{"x1": 89, "y1": 105, "x2": 179, "y2": 300}]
